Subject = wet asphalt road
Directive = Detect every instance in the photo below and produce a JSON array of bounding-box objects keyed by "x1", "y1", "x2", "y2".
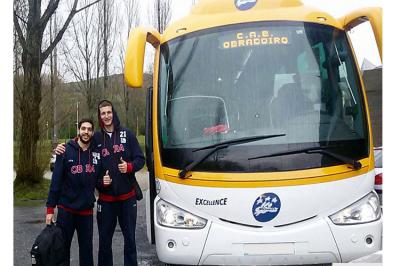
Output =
[{"x1": 14, "y1": 171, "x2": 164, "y2": 266}]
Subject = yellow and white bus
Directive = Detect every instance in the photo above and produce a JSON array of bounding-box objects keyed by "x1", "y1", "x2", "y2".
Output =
[{"x1": 124, "y1": 0, "x2": 382, "y2": 265}]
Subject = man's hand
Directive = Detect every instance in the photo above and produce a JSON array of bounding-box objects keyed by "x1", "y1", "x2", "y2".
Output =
[
  {"x1": 54, "y1": 143, "x2": 66, "y2": 155},
  {"x1": 103, "y1": 170, "x2": 112, "y2": 186},
  {"x1": 46, "y1": 214, "x2": 54, "y2": 225},
  {"x1": 118, "y1": 157, "x2": 128, "y2": 173}
]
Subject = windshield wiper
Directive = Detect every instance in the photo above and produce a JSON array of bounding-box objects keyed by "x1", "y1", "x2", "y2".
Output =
[
  {"x1": 178, "y1": 134, "x2": 286, "y2": 178},
  {"x1": 248, "y1": 146, "x2": 362, "y2": 170}
]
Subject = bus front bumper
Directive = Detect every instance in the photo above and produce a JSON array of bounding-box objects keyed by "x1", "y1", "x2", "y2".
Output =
[{"x1": 155, "y1": 216, "x2": 382, "y2": 265}]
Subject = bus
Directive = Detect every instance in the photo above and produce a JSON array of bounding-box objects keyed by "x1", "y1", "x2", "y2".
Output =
[{"x1": 124, "y1": 0, "x2": 382, "y2": 265}]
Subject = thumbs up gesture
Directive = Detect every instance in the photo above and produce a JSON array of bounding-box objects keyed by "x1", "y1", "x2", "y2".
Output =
[
  {"x1": 118, "y1": 157, "x2": 128, "y2": 173},
  {"x1": 103, "y1": 170, "x2": 112, "y2": 186}
]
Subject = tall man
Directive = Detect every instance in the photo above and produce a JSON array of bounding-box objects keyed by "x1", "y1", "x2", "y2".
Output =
[
  {"x1": 56, "y1": 100, "x2": 145, "y2": 266},
  {"x1": 96, "y1": 99, "x2": 145, "y2": 266},
  {"x1": 47, "y1": 118, "x2": 102, "y2": 266}
]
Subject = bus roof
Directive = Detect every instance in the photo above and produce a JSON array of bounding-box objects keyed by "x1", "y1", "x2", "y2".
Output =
[{"x1": 162, "y1": 0, "x2": 342, "y2": 43}]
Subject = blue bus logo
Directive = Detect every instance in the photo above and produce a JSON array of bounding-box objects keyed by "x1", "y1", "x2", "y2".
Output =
[
  {"x1": 234, "y1": 0, "x2": 257, "y2": 11},
  {"x1": 252, "y1": 193, "x2": 281, "y2": 222}
]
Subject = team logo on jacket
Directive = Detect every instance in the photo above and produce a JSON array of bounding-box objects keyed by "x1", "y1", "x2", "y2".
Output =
[
  {"x1": 71, "y1": 164, "x2": 95, "y2": 174},
  {"x1": 102, "y1": 148, "x2": 110, "y2": 157},
  {"x1": 234, "y1": 0, "x2": 257, "y2": 10},
  {"x1": 92, "y1": 152, "x2": 100, "y2": 164},
  {"x1": 113, "y1": 144, "x2": 125, "y2": 153},
  {"x1": 252, "y1": 193, "x2": 281, "y2": 222}
]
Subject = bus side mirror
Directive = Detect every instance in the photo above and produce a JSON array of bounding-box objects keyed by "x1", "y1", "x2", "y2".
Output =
[
  {"x1": 124, "y1": 28, "x2": 161, "y2": 88},
  {"x1": 340, "y1": 7, "x2": 382, "y2": 61}
]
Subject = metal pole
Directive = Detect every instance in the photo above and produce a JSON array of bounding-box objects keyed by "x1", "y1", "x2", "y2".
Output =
[{"x1": 76, "y1": 101, "x2": 79, "y2": 135}]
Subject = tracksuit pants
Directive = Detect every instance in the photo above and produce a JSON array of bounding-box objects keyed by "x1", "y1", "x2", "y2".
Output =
[
  {"x1": 57, "y1": 208, "x2": 94, "y2": 266},
  {"x1": 97, "y1": 197, "x2": 137, "y2": 266}
]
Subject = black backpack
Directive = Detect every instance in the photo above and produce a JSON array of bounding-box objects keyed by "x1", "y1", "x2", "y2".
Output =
[{"x1": 31, "y1": 224, "x2": 68, "y2": 266}]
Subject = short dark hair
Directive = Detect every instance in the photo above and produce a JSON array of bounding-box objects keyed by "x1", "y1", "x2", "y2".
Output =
[
  {"x1": 98, "y1": 100, "x2": 112, "y2": 109},
  {"x1": 78, "y1": 118, "x2": 94, "y2": 130}
]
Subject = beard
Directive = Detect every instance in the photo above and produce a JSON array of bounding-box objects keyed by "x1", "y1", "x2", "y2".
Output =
[{"x1": 79, "y1": 134, "x2": 91, "y2": 144}]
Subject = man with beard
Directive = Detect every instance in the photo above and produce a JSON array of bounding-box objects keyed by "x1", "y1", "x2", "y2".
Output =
[{"x1": 46, "y1": 118, "x2": 103, "y2": 266}]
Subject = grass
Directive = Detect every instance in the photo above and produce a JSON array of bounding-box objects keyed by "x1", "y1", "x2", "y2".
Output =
[{"x1": 14, "y1": 179, "x2": 51, "y2": 207}]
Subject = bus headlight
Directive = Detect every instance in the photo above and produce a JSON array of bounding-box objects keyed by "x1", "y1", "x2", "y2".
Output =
[
  {"x1": 329, "y1": 192, "x2": 381, "y2": 225},
  {"x1": 156, "y1": 199, "x2": 207, "y2": 229}
]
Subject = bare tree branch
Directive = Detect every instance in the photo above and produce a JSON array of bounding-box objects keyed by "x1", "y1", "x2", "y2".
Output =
[
  {"x1": 39, "y1": 0, "x2": 60, "y2": 30},
  {"x1": 14, "y1": 11, "x2": 28, "y2": 25},
  {"x1": 76, "y1": 0, "x2": 101, "y2": 13},
  {"x1": 14, "y1": 78, "x2": 23, "y2": 109},
  {"x1": 41, "y1": 0, "x2": 101, "y2": 65},
  {"x1": 152, "y1": 0, "x2": 171, "y2": 33},
  {"x1": 61, "y1": 1, "x2": 104, "y2": 118},
  {"x1": 13, "y1": 11, "x2": 27, "y2": 52},
  {"x1": 41, "y1": 0, "x2": 78, "y2": 65}
]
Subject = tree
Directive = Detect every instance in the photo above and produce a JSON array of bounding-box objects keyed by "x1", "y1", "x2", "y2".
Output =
[
  {"x1": 145, "y1": 0, "x2": 172, "y2": 79},
  {"x1": 117, "y1": 0, "x2": 140, "y2": 127},
  {"x1": 62, "y1": 0, "x2": 103, "y2": 120},
  {"x1": 102, "y1": 0, "x2": 116, "y2": 92},
  {"x1": 13, "y1": 0, "x2": 27, "y2": 142},
  {"x1": 49, "y1": 11, "x2": 59, "y2": 145},
  {"x1": 13, "y1": 0, "x2": 100, "y2": 185},
  {"x1": 152, "y1": 0, "x2": 172, "y2": 34},
  {"x1": 94, "y1": 1, "x2": 104, "y2": 99}
]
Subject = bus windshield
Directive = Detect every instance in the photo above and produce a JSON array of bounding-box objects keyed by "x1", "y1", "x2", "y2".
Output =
[{"x1": 158, "y1": 21, "x2": 369, "y2": 173}]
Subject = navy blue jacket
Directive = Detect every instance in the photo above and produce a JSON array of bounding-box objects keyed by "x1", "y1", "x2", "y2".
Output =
[
  {"x1": 46, "y1": 139, "x2": 101, "y2": 211},
  {"x1": 94, "y1": 102, "x2": 145, "y2": 197}
]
